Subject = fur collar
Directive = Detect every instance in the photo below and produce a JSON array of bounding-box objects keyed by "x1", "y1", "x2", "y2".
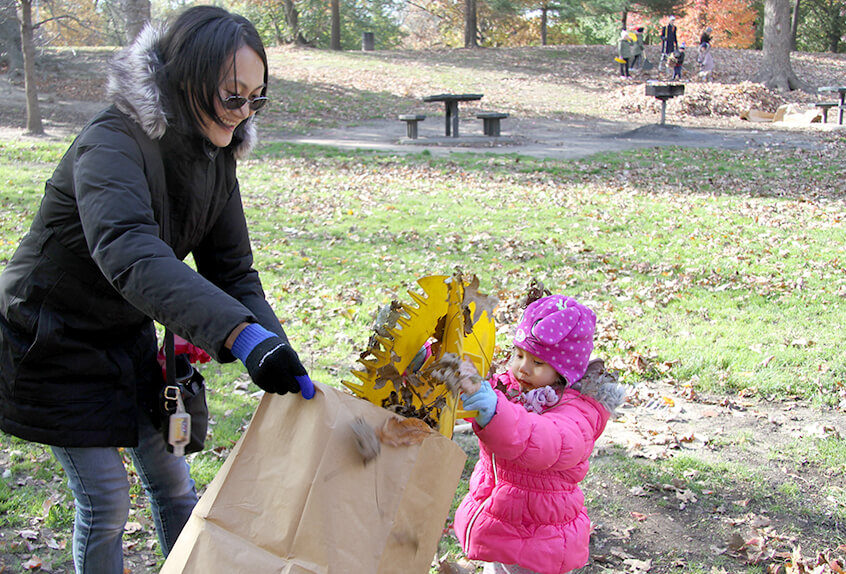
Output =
[
  {"x1": 576, "y1": 358, "x2": 626, "y2": 416},
  {"x1": 106, "y1": 24, "x2": 256, "y2": 160}
]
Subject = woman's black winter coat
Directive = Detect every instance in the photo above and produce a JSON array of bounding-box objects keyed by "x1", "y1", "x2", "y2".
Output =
[{"x1": 0, "y1": 26, "x2": 285, "y2": 447}]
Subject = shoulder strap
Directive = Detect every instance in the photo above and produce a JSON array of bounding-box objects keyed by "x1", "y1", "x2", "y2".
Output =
[{"x1": 124, "y1": 115, "x2": 177, "y2": 375}]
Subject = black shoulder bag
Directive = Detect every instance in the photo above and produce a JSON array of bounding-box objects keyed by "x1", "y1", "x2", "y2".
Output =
[{"x1": 158, "y1": 330, "x2": 209, "y2": 456}]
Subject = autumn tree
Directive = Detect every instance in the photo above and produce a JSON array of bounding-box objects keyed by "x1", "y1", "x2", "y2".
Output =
[
  {"x1": 677, "y1": 0, "x2": 756, "y2": 48},
  {"x1": 752, "y1": 0, "x2": 810, "y2": 91}
]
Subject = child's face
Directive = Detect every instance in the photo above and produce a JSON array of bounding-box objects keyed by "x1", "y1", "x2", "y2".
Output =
[{"x1": 510, "y1": 348, "x2": 560, "y2": 392}]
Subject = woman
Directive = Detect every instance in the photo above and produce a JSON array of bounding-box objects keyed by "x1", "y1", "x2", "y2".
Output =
[{"x1": 0, "y1": 6, "x2": 312, "y2": 573}]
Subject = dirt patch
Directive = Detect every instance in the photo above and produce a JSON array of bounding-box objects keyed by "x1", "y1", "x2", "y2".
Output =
[{"x1": 450, "y1": 380, "x2": 846, "y2": 573}]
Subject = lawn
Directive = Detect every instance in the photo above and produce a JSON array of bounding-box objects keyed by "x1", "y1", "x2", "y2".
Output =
[{"x1": 1, "y1": 44, "x2": 845, "y2": 573}]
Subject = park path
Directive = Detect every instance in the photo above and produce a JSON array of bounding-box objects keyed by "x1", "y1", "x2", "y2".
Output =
[{"x1": 262, "y1": 116, "x2": 826, "y2": 160}]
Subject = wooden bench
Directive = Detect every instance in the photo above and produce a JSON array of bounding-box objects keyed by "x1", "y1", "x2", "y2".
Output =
[
  {"x1": 815, "y1": 102, "x2": 839, "y2": 123},
  {"x1": 398, "y1": 114, "x2": 426, "y2": 139},
  {"x1": 476, "y1": 112, "x2": 508, "y2": 136}
]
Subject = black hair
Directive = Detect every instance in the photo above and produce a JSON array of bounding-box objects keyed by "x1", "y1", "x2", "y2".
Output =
[{"x1": 157, "y1": 5, "x2": 268, "y2": 142}]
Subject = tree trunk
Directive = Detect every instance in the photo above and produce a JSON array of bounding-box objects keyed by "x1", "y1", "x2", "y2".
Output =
[
  {"x1": 282, "y1": 0, "x2": 309, "y2": 45},
  {"x1": 540, "y1": 6, "x2": 547, "y2": 46},
  {"x1": 1, "y1": 0, "x2": 23, "y2": 76},
  {"x1": 123, "y1": 0, "x2": 150, "y2": 44},
  {"x1": 621, "y1": 8, "x2": 628, "y2": 30},
  {"x1": 17, "y1": 0, "x2": 43, "y2": 135},
  {"x1": 752, "y1": 0, "x2": 811, "y2": 92},
  {"x1": 789, "y1": 0, "x2": 800, "y2": 50},
  {"x1": 330, "y1": 0, "x2": 341, "y2": 50},
  {"x1": 464, "y1": 0, "x2": 478, "y2": 48}
]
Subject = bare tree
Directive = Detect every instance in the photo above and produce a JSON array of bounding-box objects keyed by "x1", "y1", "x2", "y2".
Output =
[
  {"x1": 17, "y1": 0, "x2": 43, "y2": 134},
  {"x1": 330, "y1": 0, "x2": 341, "y2": 49},
  {"x1": 464, "y1": 0, "x2": 478, "y2": 47},
  {"x1": 123, "y1": 0, "x2": 150, "y2": 43},
  {"x1": 752, "y1": 0, "x2": 811, "y2": 92}
]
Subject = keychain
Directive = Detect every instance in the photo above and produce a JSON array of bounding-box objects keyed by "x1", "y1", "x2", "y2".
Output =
[{"x1": 164, "y1": 385, "x2": 191, "y2": 457}]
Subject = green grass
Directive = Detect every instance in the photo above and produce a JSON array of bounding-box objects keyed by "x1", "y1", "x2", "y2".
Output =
[{"x1": 0, "y1": 122, "x2": 845, "y2": 572}]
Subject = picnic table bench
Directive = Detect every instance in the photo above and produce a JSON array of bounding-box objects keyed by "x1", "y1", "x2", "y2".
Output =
[
  {"x1": 815, "y1": 102, "x2": 838, "y2": 124},
  {"x1": 422, "y1": 93, "x2": 483, "y2": 137},
  {"x1": 398, "y1": 114, "x2": 426, "y2": 139},
  {"x1": 818, "y1": 86, "x2": 846, "y2": 125},
  {"x1": 477, "y1": 112, "x2": 508, "y2": 136}
]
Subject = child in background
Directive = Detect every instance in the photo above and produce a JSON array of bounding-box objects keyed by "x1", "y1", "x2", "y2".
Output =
[
  {"x1": 453, "y1": 295, "x2": 625, "y2": 574},
  {"x1": 671, "y1": 43, "x2": 686, "y2": 80},
  {"x1": 697, "y1": 41, "x2": 715, "y2": 81}
]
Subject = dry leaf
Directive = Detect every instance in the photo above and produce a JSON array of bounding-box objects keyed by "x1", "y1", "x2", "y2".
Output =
[
  {"x1": 376, "y1": 416, "x2": 436, "y2": 446},
  {"x1": 461, "y1": 274, "x2": 499, "y2": 326},
  {"x1": 727, "y1": 532, "x2": 747, "y2": 551},
  {"x1": 22, "y1": 556, "x2": 43, "y2": 570}
]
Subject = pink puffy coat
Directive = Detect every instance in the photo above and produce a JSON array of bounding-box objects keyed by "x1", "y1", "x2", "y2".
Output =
[{"x1": 454, "y1": 368, "x2": 621, "y2": 574}]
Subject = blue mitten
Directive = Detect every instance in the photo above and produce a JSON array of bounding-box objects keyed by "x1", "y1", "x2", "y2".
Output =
[
  {"x1": 231, "y1": 324, "x2": 315, "y2": 399},
  {"x1": 461, "y1": 379, "x2": 497, "y2": 427}
]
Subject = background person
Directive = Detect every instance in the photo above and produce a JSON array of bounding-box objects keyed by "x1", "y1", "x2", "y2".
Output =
[
  {"x1": 0, "y1": 6, "x2": 314, "y2": 574},
  {"x1": 617, "y1": 29, "x2": 634, "y2": 78},
  {"x1": 671, "y1": 43, "x2": 686, "y2": 80},
  {"x1": 659, "y1": 16, "x2": 679, "y2": 76},
  {"x1": 697, "y1": 41, "x2": 715, "y2": 81},
  {"x1": 631, "y1": 26, "x2": 646, "y2": 72},
  {"x1": 452, "y1": 295, "x2": 625, "y2": 574}
]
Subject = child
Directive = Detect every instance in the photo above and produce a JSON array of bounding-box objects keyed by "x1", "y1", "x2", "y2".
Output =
[
  {"x1": 671, "y1": 43, "x2": 686, "y2": 80},
  {"x1": 617, "y1": 29, "x2": 633, "y2": 78},
  {"x1": 453, "y1": 295, "x2": 625, "y2": 574},
  {"x1": 697, "y1": 41, "x2": 714, "y2": 81}
]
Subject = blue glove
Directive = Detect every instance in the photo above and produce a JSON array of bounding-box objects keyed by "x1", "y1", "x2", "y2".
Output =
[
  {"x1": 461, "y1": 379, "x2": 497, "y2": 428},
  {"x1": 231, "y1": 324, "x2": 315, "y2": 399}
]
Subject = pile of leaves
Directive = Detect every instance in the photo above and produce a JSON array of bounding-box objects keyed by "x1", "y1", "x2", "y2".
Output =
[{"x1": 614, "y1": 81, "x2": 790, "y2": 118}]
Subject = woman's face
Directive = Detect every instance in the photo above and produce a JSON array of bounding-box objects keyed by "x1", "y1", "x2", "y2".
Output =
[
  {"x1": 199, "y1": 45, "x2": 266, "y2": 148},
  {"x1": 509, "y1": 347, "x2": 560, "y2": 392}
]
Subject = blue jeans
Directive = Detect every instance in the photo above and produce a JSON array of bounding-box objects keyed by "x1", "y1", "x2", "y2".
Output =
[{"x1": 51, "y1": 411, "x2": 197, "y2": 574}]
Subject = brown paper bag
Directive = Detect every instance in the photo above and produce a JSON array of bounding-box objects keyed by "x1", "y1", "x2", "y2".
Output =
[{"x1": 162, "y1": 382, "x2": 466, "y2": 574}]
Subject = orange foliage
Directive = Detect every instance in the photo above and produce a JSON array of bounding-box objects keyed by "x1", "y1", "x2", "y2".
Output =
[
  {"x1": 627, "y1": 0, "x2": 756, "y2": 49},
  {"x1": 677, "y1": 0, "x2": 757, "y2": 48}
]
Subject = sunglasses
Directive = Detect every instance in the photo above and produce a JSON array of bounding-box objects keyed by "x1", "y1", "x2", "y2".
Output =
[{"x1": 220, "y1": 94, "x2": 269, "y2": 111}]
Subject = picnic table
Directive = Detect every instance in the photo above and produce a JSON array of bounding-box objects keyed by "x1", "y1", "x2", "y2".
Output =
[
  {"x1": 818, "y1": 86, "x2": 846, "y2": 125},
  {"x1": 422, "y1": 93, "x2": 483, "y2": 137}
]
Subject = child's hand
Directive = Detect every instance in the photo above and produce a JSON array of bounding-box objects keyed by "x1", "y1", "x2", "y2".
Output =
[
  {"x1": 457, "y1": 358, "x2": 482, "y2": 395},
  {"x1": 461, "y1": 380, "x2": 497, "y2": 428},
  {"x1": 425, "y1": 353, "x2": 482, "y2": 395}
]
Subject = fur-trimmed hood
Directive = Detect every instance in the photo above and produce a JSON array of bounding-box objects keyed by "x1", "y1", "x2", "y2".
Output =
[
  {"x1": 575, "y1": 358, "x2": 627, "y2": 416},
  {"x1": 106, "y1": 24, "x2": 256, "y2": 160}
]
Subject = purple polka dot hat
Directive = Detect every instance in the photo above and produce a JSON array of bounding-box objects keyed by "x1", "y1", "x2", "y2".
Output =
[{"x1": 513, "y1": 295, "x2": 596, "y2": 385}]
